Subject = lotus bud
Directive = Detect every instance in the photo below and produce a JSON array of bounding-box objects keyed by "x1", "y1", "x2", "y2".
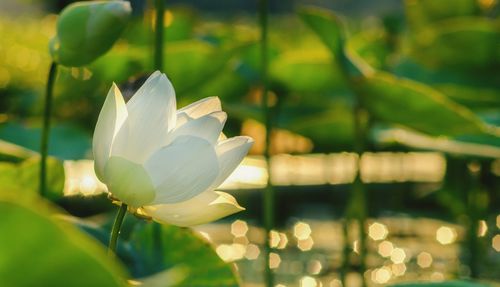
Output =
[{"x1": 49, "y1": 1, "x2": 131, "y2": 67}]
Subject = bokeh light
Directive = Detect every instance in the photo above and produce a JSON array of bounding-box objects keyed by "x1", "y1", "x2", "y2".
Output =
[
  {"x1": 294, "y1": 222, "x2": 312, "y2": 240},
  {"x1": 417, "y1": 252, "x2": 433, "y2": 268},
  {"x1": 436, "y1": 226, "x2": 457, "y2": 245},
  {"x1": 368, "y1": 222, "x2": 389, "y2": 241}
]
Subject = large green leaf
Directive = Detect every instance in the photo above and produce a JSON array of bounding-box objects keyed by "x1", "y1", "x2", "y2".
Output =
[
  {"x1": 357, "y1": 72, "x2": 491, "y2": 137},
  {"x1": 0, "y1": 122, "x2": 91, "y2": 160},
  {"x1": 297, "y1": 7, "x2": 344, "y2": 57},
  {"x1": 345, "y1": 29, "x2": 391, "y2": 71},
  {"x1": 270, "y1": 49, "x2": 346, "y2": 93},
  {"x1": 298, "y1": 6, "x2": 373, "y2": 77},
  {"x1": 164, "y1": 40, "x2": 235, "y2": 95},
  {"x1": 390, "y1": 281, "x2": 491, "y2": 287},
  {"x1": 410, "y1": 18, "x2": 500, "y2": 70},
  {"x1": 0, "y1": 156, "x2": 65, "y2": 200},
  {"x1": 405, "y1": 0, "x2": 481, "y2": 29},
  {"x1": 392, "y1": 59, "x2": 500, "y2": 110},
  {"x1": 0, "y1": 196, "x2": 127, "y2": 287},
  {"x1": 375, "y1": 127, "x2": 500, "y2": 158},
  {"x1": 287, "y1": 111, "x2": 354, "y2": 151},
  {"x1": 0, "y1": 139, "x2": 36, "y2": 162},
  {"x1": 130, "y1": 222, "x2": 239, "y2": 287}
]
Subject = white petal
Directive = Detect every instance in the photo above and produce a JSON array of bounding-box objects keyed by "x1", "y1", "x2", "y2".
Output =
[
  {"x1": 144, "y1": 136, "x2": 219, "y2": 204},
  {"x1": 139, "y1": 190, "x2": 244, "y2": 227},
  {"x1": 166, "y1": 111, "x2": 226, "y2": 146},
  {"x1": 104, "y1": 156, "x2": 156, "y2": 207},
  {"x1": 175, "y1": 97, "x2": 222, "y2": 128},
  {"x1": 111, "y1": 72, "x2": 177, "y2": 163},
  {"x1": 212, "y1": 136, "x2": 254, "y2": 189},
  {"x1": 92, "y1": 84, "x2": 127, "y2": 180},
  {"x1": 178, "y1": 96, "x2": 221, "y2": 119}
]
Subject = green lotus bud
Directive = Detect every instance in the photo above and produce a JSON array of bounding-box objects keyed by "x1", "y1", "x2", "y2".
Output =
[{"x1": 49, "y1": 1, "x2": 131, "y2": 67}]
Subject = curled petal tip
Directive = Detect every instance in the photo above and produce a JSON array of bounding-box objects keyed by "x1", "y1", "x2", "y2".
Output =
[{"x1": 211, "y1": 191, "x2": 245, "y2": 211}]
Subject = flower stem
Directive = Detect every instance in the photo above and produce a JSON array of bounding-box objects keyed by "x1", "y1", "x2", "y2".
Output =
[
  {"x1": 39, "y1": 61, "x2": 58, "y2": 197},
  {"x1": 258, "y1": 0, "x2": 274, "y2": 286},
  {"x1": 152, "y1": 0, "x2": 165, "y2": 269},
  {"x1": 108, "y1": 203, "x2": 128, "y2": 255},
  {"x1": 352, "y1": 102, "x2": 368, "y2": 287},
  {"x1": 154, "y1": 0, "x2": 164, "y2": 71}
]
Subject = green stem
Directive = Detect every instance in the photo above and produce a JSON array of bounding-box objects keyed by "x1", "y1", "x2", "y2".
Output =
[
  {"x1": 154, "y1": 0, "x2": 164, "y2": 71},
  {"x1": 352, "y1": 103, "x2": 367, "y2": 287},
  {"x1": 467, "y1": 161, "x2": 480, "y2": 278},
  {"x1": 108, "y1": 203, "x2": 128, "y2": 255},
  {"x1": 337, "y1": 48, "x2": 368, "y2": 287},
  {"x1": 152, "y1": 0, "x2": 165, "y2": 268},
  {"x1": 340, "y1": 218, "x2": 349, "y2": 284},
  {"x1": 39, "y1": 62, "x2": 58, "y2": 197},
  {"x1": 258, "y1": 0, "x2": 274, "y2": 286},
  {"x1": 152, "y1": 222, "x2": 163, "y2": 268}
]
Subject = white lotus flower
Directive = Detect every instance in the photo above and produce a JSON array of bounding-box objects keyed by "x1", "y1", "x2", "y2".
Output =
[{"x1": 93, "y1": 71, "x2": 253, "y2": 226}]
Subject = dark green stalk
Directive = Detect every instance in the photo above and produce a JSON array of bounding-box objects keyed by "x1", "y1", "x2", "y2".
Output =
[
  {"x1": 153, "y1": 0, "x2": 165, "y2": 267},
  {"x1": 467, "y1": 162, "x2": 481, "y2": 278},
  {"x1": 258, "y1": 0, "x2": 274, "y2": 286},
  {"x1": 152, "y1": 222, "x2": 163, "y2": 268},
  {"x1": 154, "y1": 0, "x2": 164, "y2": 71},
  {"x1": 108, "y1": 203, "x2": 128, "y2": 255},
  {"x1": 39, "y1": 62, "x2": 58, "y2": 197},
  {"x1": 340, "y1": 218, "x2": 350, "y2": 284},
  {"x1": 352, "y1": 102, "x2": 367, "y2": 287},
  {"x1": 337, "y1": 41, "x2": 369, "y2": 287}
]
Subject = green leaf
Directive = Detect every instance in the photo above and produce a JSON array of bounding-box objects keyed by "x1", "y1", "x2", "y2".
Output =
[
  {"x1": 130, "y1": 222, "x2": 239, "y2": 287},
  {"x1": 0, "y1": 122, "x2": 91, "y2": 160},
  {"x1": 410, "y1": 18, "x2": 500, "y2": 70},
  {"x1": 0, "y1": 196, "x2": 127, "y2": 287},
  {"x1": 390, "y1": 280, "x2": 491, "y2": 287},
  {"x1": 0, "y1": 156, "x2": 65, "y2": 200},
  {"x1": 0, "y1": 139, "x2": 36, "y2": 162},
  {"x1": 435, "y1": 84, "x2": 500, "y2": 109},
  {"x1": 20, "y1": 156, "x2": 65, "y2": 200},
  {"x1": 270, "y1": 49, "x2": 347, "y2": 93},
  {"x1": 357, "y1": 72, "x2": 490, "y2": 137},
  {"x1": 405, "y1": 0, "x2": 481, "y2": 29},
  {"x1": 277, "y1": 102, "x2": 355, "y2": 151},
  {"x1": 298, "y1": 6, "x2": 373, "y2": 77},
  {"x1": 345, "y1": 29, "x2": 391, "y2": 71},
  {"x1": 164, "y1": 40, "x2": 235, "y2": 95},
  {"x1": 298, "y1": 7, "x2": 344, "y2": 57},
  {"x1": 392, "y1": 59, "x2": 500, "y2": 110},
  {"x1": 375, "y1": 128, "x2": 500, "y2": 158}
]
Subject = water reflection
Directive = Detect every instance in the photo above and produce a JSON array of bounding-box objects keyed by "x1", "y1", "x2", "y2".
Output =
[
  {"x1": 63, "y1": 152, "x2": 447, "y2": 196},
  {"x1": 368, "y1": 222, "x2": 388, "y2": 241},
  {"x1": 195, "y1": 215, "x2": 500, "y2": 287},
  {"x1": 493, "y1": 235, "x2": 500, "y2": 252},
  {"x1": 417, "y1": 252, "x2": 433, "y2": 268},
  {"x1": 435, "y1": 226, "x2": 457, "y2": 245},
  {"x1": 60, "y1": 156, "x2": 500, "y2": 285},
  {"x1": 377, "y1": 241, "x2": 393, "y2": 258}
]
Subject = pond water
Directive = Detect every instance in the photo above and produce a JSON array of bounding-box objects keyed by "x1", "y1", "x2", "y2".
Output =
[{"x1": 64, "y1": 153, "x2": 500, "y2": 286}]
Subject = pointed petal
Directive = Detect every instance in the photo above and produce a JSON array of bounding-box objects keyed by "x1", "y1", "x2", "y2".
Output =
[
  {"x1": 178, "y1": 96, "x2": 222, "y2": 119},
  {"x1": 92, "y1": 84, "x2": 127, "y2": 180},
  {"x1": 175, "y1": 97, "x2": 222, "y2": 128},
  {"x1": 212, "y1": 136, "x2": 254, "y2": 188},
  {"x1": 144, "y1": 136, "x2": 219, "y2": 204},
  {"x1": 139, "y1": 190, "x2": 244, "y2": 227},
  {"x1": 112, "y1": 72, "x2": 177, "y2": 163},
  {"x1": 104, "y1": 156, "x2": 156, "y2": 207},
  {"x1": 166, "y1": 111, "x2": 226, "y2": 146}
]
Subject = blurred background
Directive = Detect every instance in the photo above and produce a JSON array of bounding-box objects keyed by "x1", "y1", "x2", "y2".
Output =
[{"x1": 0, "y1": 0, "x2": 499, "y2": 286}]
